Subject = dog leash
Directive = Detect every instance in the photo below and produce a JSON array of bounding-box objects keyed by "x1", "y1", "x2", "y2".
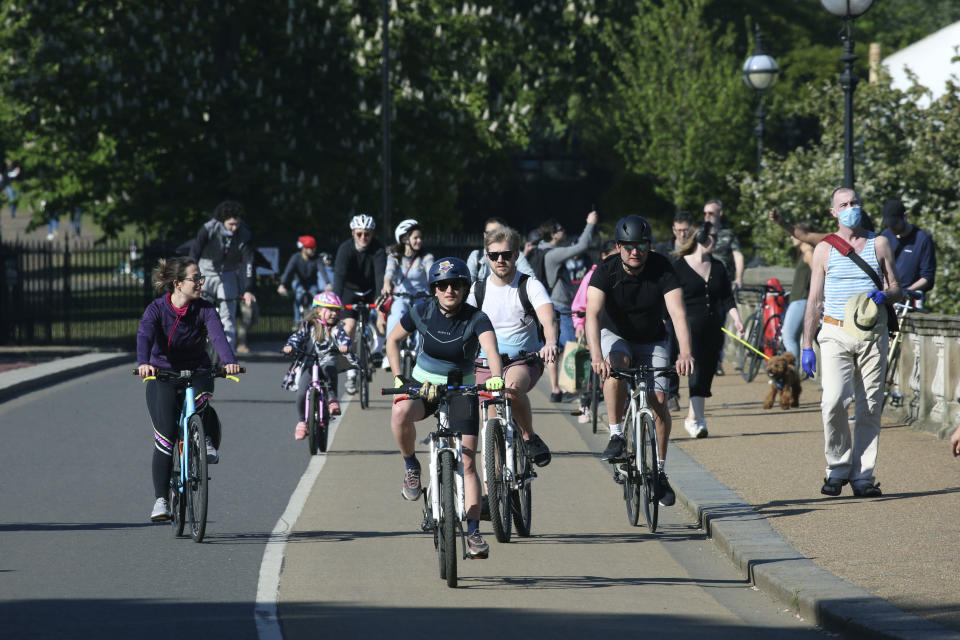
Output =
[{"x1": 721, "y1": 327, "x2": 771, "y2": 360}]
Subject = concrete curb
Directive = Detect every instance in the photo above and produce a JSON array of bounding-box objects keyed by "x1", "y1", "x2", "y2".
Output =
[
  {"x1": 0, "y1": 352, "x2": 133, "y2": 404},
  {"x1": 668, "y1": 444, "x2": 957, "y2": 640}
]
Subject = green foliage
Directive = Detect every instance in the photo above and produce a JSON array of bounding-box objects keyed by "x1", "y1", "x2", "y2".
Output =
[
  {"x1": 598, "y1": 0, "x2": 751, "y2": 211},
  {"x1": 735, "y1": 76, "x2": 960, "y2": 314}
]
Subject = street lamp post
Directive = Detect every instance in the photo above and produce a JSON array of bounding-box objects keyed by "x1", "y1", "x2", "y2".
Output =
[
  {"x1": 820, "y1": 0, "x2": 875, "y2": 190},
  {"x1": 381, "y1": 0, "x2": 391, "y2": 236},
  {"x1": 741, "y1": 25, "x2": 779, "y2": 174}
]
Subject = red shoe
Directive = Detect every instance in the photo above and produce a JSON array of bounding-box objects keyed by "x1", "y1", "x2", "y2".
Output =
[
  {"x1": 294, "y1": 421, "x2": 308, "y2": 440},
  {"x1": 329, "y1": 401, "x2": 341, "y2": 416}
]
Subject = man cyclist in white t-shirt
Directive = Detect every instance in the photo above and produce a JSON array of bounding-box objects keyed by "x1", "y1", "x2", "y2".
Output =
[{"x1": 468, "y1": 225, "x2": 557, "y2": 466}]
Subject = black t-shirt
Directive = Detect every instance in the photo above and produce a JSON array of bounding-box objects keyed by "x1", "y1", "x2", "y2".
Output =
[
  {"x1": 588, "y1": 252, "x2": 679, "y2": 343},
  {"x1": 400, "y1": 298, "x2": 494, "y2": 383}
]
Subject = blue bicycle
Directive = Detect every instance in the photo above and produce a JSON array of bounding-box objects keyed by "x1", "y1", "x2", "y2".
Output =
[{"x1": 136, "y1": 367, "x2": 243, "y2": 542}]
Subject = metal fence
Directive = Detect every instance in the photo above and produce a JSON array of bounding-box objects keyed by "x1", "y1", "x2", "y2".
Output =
[{"x1": 0, "y1": 234, "x2": 483, "y2": 347}]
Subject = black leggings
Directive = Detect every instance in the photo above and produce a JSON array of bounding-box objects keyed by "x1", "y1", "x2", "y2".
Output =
[
  {"x1": 145, "y1": 377, "x2": 217, "y2": 499},
  {"x1": 295, "y1": 364, "x2": 339, "y2": 422}
]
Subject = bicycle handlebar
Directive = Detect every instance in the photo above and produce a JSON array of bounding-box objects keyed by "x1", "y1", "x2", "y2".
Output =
[
  {"x1": 343, "y1": 303, "x2": 379, "y2": 310},
  {"x1": 381, "y1": 384, "x2": 481, "y2": 397},
  {"x1": 133, "y1": 367, "x2": 246, "y2": 380},
  {"x1": 608, "y1": 365, "x2": 678, "y2": 380}
]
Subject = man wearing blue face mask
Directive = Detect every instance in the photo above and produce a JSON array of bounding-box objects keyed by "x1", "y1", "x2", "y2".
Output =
[{"x1": 801, "y1": 186, "x2": 902, "y2": 499}]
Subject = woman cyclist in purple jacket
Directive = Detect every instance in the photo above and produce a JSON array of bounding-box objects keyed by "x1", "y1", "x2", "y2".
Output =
[{"x1": 137, "y1": 256, "x2": 241, "y2": 522}]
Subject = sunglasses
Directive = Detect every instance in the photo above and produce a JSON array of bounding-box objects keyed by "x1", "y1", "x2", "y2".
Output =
[
  {"x1": 182, "y1": 276, "x2": 206, "y2": 284},
  {"x1": 486, "y1": 250, "x2": 514, "y2": 262},
  {"x1": 354, "y1": 230, "x2": 372, "y2": 238},
  {"x1": 619, "y1": 242, "x2": 650, "y2": 254},
  {"x1": 434, "y1": 280, "x2": 466, "y2": 292}
]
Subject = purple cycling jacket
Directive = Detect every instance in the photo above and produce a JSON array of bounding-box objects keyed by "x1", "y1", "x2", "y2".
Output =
[{"x1": 137, "y1": 294, "x2": 237, "y2": 371}]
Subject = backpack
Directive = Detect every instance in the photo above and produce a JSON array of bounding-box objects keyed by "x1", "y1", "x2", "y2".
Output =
[
  {"x1": 525, "y1": 246, "x2": 553, "y2": 289},
  {"x1": 472, "y1": 274, "x2": 547, "y2": 344}
]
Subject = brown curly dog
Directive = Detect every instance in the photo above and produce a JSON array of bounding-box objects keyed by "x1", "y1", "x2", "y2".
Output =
[{"x1": 763, "y1": 352, "x2": 802, "y2": 410}]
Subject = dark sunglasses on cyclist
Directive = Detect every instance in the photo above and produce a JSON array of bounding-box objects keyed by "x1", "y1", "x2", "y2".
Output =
[
  {"x1": 619, "y1": 242, "x2": 649, "y2": 254},
  {"x1": 434, "y1": 280, "x2": 466, "y2": 292},
  {"x1": 354, "y1": 230, "x2": 372, "y2": 238},
  {"x1": 486, "y1": 250, "x2": 514, "y2": 262}
]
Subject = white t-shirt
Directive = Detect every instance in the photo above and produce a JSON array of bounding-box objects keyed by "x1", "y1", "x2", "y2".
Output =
[{"x1": 467, "y1": 271, "x2": 552, "y2": 358}]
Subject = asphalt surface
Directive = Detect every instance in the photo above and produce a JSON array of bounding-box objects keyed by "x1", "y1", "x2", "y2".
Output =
[{"x1": 2, "y1": 349, "x2": 959, "y2": 639}]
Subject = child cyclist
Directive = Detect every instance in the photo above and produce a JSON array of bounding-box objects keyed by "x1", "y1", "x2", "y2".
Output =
[{"x1": 282, "y1": 292, "x2": 353, "y2": 440}]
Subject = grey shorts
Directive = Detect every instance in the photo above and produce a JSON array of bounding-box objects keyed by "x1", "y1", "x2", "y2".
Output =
[{"x1": 600, "y1": 329, "x2": 670, "y2": 393}]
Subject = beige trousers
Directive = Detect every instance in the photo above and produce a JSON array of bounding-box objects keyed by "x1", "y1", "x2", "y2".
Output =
[{"x1": 817, "y1": 323, "x2": 888, "y2": 488}]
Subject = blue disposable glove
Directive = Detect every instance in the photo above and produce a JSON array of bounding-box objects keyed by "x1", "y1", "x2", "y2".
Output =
[
  {"x1": 868, "y1": 289, "x2": 887, "y2": 305},
  {"x1": 802, "y1": 348, "x2": 817, "y2": 378}
]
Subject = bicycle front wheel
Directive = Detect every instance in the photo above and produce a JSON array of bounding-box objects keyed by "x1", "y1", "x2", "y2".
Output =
[
  {"x1": 483, "y1": 419, "x2": 512, "y2": 543},
  {"x1": 439, "y1": 450, "x2": 458, "y2": 587},
  {"x1": 511, "y1": 433, "x2": 533, "y2": 537},
  {"x1": 307, "y1": 387, "x2": 320, "y2": 456},
  {"x1": 187, "y1": 414, "x2": 209, "y2": 542},
  {"x1": 741, "y1": 316, "x2": 763, "y2": 382},
  {"x1": 590, "y1": 369, "x2": 600, "y2": 434},
  {"x1": 623, "y1": 403, "x2": 641, "y2": 527},
  {"x1": 169, "y1": 439, "x2": 186, "y2": 537},
  {"x1": 640, "y1": 412, "x2": 660, "y2": 533},
  {"x1": 359, "y1": 329, "x2": 370, "y2": 409}
]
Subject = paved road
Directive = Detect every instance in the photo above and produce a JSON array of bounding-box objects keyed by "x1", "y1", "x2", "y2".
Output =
[
  {"x1": 278, "y1": 369, "x2": 821, "y2": 639},
  {"x1": 0, "y1": 360, "x2": 826, "y2": 639},
  {"x1": 0, "y1": 361, "x2": 309, "y2": 639}
]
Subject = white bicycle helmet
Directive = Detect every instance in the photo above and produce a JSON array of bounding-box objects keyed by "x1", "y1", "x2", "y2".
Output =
[
  {"x1": 394, "y1": 218, "x2": 419, "y2": 244},
  {"x1": 349, "y1": 214, "x2": 376, "y2": 231}
]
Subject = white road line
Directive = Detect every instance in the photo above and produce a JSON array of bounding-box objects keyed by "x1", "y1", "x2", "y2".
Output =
[{"x1": 254, "y1": 388, "x2": 354, "y2": 640}]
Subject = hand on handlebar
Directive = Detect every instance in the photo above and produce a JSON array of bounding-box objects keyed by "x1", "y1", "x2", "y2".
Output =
[
  {"x1": 539, "y1": 343, "x2": 558, "y2": 365},
  {"x1": 592, "y1": 358, "x2": 610, "y2": 381},
  {"x1": 224, "y1": 363, "x2": 242, "y2": 375},
  {"x1": 485, "y1": 376, "x2": 504, "y2": 392},
  {"x1": 138, "y1": 364, "x2": 156, "y2": 379},
  {"x1": 282, "y1": 345, "x2": 293, "y2": 355}
]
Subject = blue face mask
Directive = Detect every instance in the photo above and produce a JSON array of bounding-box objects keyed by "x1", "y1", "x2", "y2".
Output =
[{"x1": 839, "y1": 205, "x2": 862, "y2": 228}]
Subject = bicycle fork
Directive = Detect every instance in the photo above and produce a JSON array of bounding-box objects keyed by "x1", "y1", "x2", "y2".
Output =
[{"x1": 427, "y1": 420, "x2": 467, "y2": 558}]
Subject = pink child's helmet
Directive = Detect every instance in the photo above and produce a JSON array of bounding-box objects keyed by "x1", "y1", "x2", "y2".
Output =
[{"x1": 312, "y1": 292, "x2": 343, "y2": 309}]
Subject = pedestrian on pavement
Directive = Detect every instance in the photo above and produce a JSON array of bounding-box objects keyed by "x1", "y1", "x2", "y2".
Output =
[
  {"x1": 703, "y1": 200, "x2": 743, "y2": 376},
  {"x1": 879, "y1": 199, "x2": 936, "y2": 297},
  {"x1": 190, "y1": 200, "x2": 258, "y2": 348},
  {"x1": 136, "y1": 256, "x2": 240, "y2": 522},
  {"x1": 672, "y1": 222, "x2": 743, "y2": 438},
  {"x1": 801, "y1": 186, "x2": 902, "y2": 498},
  {"x1": 769, "y1": 210, "x2": 815, "y2": 363},
  {"x1": 538, "y1": 210, "x2": 598, "y2": 402},
  {"x1": 655, "y1": 210, "x2": 695, "y2": 411}
]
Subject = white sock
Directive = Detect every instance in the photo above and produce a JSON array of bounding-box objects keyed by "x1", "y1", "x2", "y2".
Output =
[
  {"x1": 658, "y1": 459, "x2": 666, "y2": 473},
  {"x1": 609, "y1": 423, "x2": 622, "y2": 437}
]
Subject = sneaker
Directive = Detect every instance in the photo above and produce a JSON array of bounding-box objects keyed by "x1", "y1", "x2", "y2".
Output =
[
  {"x1": 328, "y1": 401, "x2": 341, "y2": 416},
  {"x1": 715, "y1": 363, "x2": 725, "y2": 376},
  {"x1": 667, "y1": 394, "x2": 681, "y2": 412},
  {"x1": 549, "y1": 391, "x2": 563, "y2": 403},
  {"x1": 656, "y1": 473, "x2": 676, "y2": 506},
  {"x1": 694, "y1": 419, "x2": 708, "y2": 439},
  {"x1": 526, "y1": 433, "x2": 552, "y2": 467},
  {"x1": 578, "y1": 407, "x2": 591, "y2": 424},
  {"x1": 612, "y1": 464, "x2": 626, "y2": 485},
  {"x1": 683, "y1": 417, "x2": 699, "y2": 438},
  {"x1": 601, "y1": 434, "x2": 627, "y2": 461},
  {"x1": 852, "y1": 482, "x2": 881, "y2": 497},
  {"x1": 466, "y1": 532, "x2": 490, "y2": 559},
  {"x1": 345, "y1": 376, "x2": 357, "y2": 395},
  {"x1": 295, "y1": 421, "x2": 308, "y2": 440},
  {"x1": 381, "y1": 357, "x2": 391, "y2": 370},
  {"x1": 401, "y1": 467, "x2": 423, "y2": 501},
  {"x1": 205, "y1": 435, "x2": 219, "y2": 464},
  {"x1": 821, "y1": 477, "x2": 847, "y2": 497},
  {"x1": 150, "y1": 497, "x2": 170, "y2": 522}
]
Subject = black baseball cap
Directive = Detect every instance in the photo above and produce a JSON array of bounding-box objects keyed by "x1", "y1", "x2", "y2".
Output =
[{"x1": 881, "y1": 199, "x2": 906, "y2": 226}]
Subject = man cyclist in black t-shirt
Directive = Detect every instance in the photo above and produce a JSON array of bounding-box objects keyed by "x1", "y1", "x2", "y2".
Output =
[{"x1": 586, "y1": 215, "x2": 695, "y2": 507}]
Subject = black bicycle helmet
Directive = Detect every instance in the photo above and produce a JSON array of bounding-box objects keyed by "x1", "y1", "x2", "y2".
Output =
[
  {"x1": 614, "y1": 215, "x2": 653, "y2": 243},
  {"x1": 428, "y1": 257, "x2": 471, "y2": 286}
]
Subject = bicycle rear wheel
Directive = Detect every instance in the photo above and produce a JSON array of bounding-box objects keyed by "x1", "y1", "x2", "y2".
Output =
[
  {"x1": 359, "y1": 326, "x2": 370, "y2": 409},
  {"x1": 439, "y1": 450, "x2": 458, "y2": 587},
  {"x1": 307, "y1": 388, "x2": 320, "y2": 456},
  {"x1": 317, "y1": 392, "x2": 329, "y2": 453},
  {"x1": 590, "y1": 369, "x2": 600, "y2": 434},
  {"x1": 187, "y1": 414, "x2": 209, "y2": 542},
  {"x1": 741, "y1": 316, "x2": 763, "y2": 382},
  {"x1": 511, "y1": 433, "x2": 533, "y2": 537},
  {"x1": 483, "y1": 419, "x2": 512, "y2": 543},
  {"x1": 640, "y1": 412, "x2": 660, "y2": 532},
  {"x1": 169, "y1": 439, "x2": 186, "y2": 537},
  {"x1": 623, "y1": 404, "x2": 641, "y2": 527}
]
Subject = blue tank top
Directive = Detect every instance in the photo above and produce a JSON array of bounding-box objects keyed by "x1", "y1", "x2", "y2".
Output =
[{"x1": 823, "y1": 234, "x2": 879, "y2": 319}]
